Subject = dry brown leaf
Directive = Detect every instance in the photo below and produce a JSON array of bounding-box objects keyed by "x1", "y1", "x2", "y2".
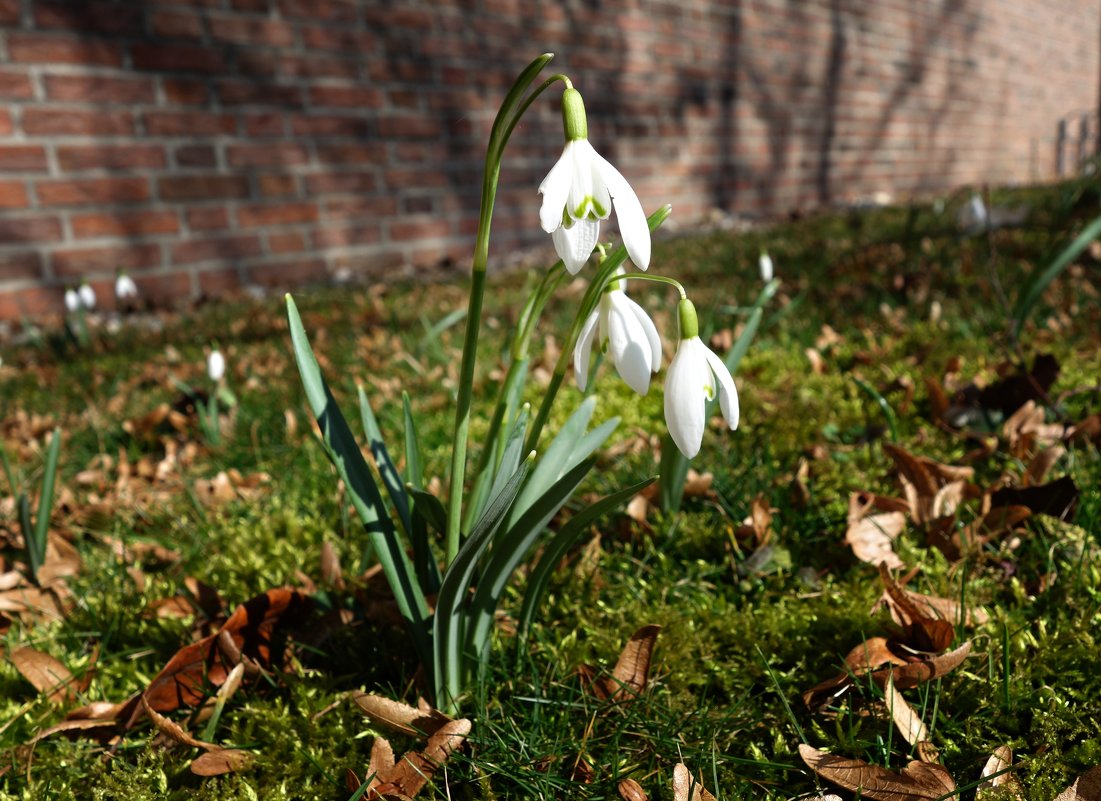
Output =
[
  {"x1": 190, "y1": 749, "x2": 253, "y2": 777},
  {"x1": 618, "y1": 777, "x2": 649, "y2": 801},
  {"x1": 367, "y1": 718, "x2": 471, "y2": 800},
  {"x1": 11, "y1": 646, "x2": 78, "y2": 702},
  {"x1": 845, "y1": 507, "x2": 907, "y2": 569},
  {"x1": 29, "y1": 717, "x2": 119, "y2": 745},
  {"x1": 352, "y1": 692, "x2": 451, "y2": 737},
  {"x1": 1053, "y1": 765, "x2": 1101, "y2": 801},
  {"x1": 320, "y1": 541, "x2": 345, "y2": 590},
  {"x1": 978, "y1": 746, "x2": 1023, "y2": 800},
  {"x1": 799, "y1": 744, "x2": 956, "y2": 801},
  {"x1": 803, "y1": 637, "x2": 908, "y2": 709},
  {"x1": 806, "y1": 348, "x2": 826, "y2": 375},
  {"x1": 1024, "y1": 445, "x2": 1065, "y2": 487},
  {"x1": 876, "y1": 564, "x2": 954, "y2": 653},
  {"x1": 885, "y1": 675, "x2": 926, "y2": 746},
  {"x1": 885, "y1": 641, "x2": 972, "y2": 690},
  {"x1": 587, "y1": 625, "x2": 661, "y2": 702},
  {"x1": 141, "y1": 695, "x2": 218, "y2": 750},
  {"x1": 672, "y1": 763, "x2": 717, "y2": 801}
]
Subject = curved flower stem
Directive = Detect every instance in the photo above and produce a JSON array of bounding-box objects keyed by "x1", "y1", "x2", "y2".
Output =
[
  {"x1": 606, "y1": 272, "x2": 687, "y2": 299},
  {"x1": 523, "y1": 205, "x2": 672, "y2": 454},
  {"x1": 445, "y1": 55, "x2": 564, "y2": 565}
]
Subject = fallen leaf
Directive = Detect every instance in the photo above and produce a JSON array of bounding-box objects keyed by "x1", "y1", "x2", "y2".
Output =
[
  {"x1": 876, "y1": 564, "x2": 954, "y2": 652},
  {"x1": 978, "y1": 745, "x2": 1023, "y2": 800},
  {"x1": 1053, "y1": 765, "x2": 1101, "y2": 801},
  {"x1": 618, "y1": 777, "x2": 649, "y2": 801},
  {"x1": 10, "y1": 647, "x2": 79, "y2": 703},
  {"x1": 320, "y1": 541, "x2": 345, "y2": 590},
  {"x1": 673, "y1": 763, "x2": 717, "y2": 801},
  {"x1": 885, "y1": 675, "x2": 926, "y2": 746},
  {"x1": 367, "y1": 718, "x2": 471, "y2": 800},
  {"x1": 990, "y1": 476, "x2": 1078, "y2": 521},
  {"x1": 799, "y1": 743, "x2": 956, "y2": 801},
  {"x1": 1023, "y1": 445, "x2": 1065, "y2": 487},
  {"x1": 190, "y1": 749, "x2": 253, "y2": 777},
  {"x1": 141, "y1": 695, "x2": 218, "y2": 750},
  {"x1": 587, "y1": 625, "x2": 661, "y2": 702},
  {"x1": 352, "y1": 692, "x2": 451, "y2": 737},
  {"x1": 846, "y1": 495, "x2": 906, "y2": 569}
]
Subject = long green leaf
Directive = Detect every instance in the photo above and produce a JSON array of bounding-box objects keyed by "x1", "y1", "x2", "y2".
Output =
[
  {"x1": 285, "y1": 295, "x2": 431, "y2": 670},
  {"x1": 517, "y1": 477, "x2": 656, "y2": 638},
  {"x1": 467, "y1": 456, "x2": 597, "y2": 660},
  {"x1": 1013, "y1": 214, "x2": 1101, "y2": 337},
  {"x1": 29, "y1": 428, "x2": 61, "y2": 581},
  {"x1": 357, "y1": 386, "x2": 412, "y2": 537},
  {"x1": 401, "y1": 392, "x2": 440, "y2": 593},
  {"x1": 402, "y1": 392, "x2": 423, "y2": 488},
  {"x1": 433, "y1": 457, "x2": 530, "y2": 709},
  {"x1": 409, "y1": 488, "x2": 447, "y2": 536}
]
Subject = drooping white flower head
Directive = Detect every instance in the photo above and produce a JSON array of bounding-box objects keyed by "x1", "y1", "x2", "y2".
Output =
[
  {"x1": 207, "y1": 348, "x2": 226, "y2": 382},
  {"x1": 78, "y1": 282, "x2": 96, "y2": 310},
  {"x1": 115, "y1": 271, "x2": 138, "y2": 300},
  {"x1": 64, "y1": 288, "x2": 80, "y2": 313},
  {"x1": 759, "y1": 251, "x2": 774, "y2": 283},
  {"x1": 969, "y1": 192, "x2": 988, "y2": 228},
  {"x1": 573, "y1": 269, "x2": 662, "y2": 395},
  {"x1": 539, "y1": 87, "x2": 650, "y2": 274},
  {"x1": 664, "y1": 298, "x2": 739, "y2": 459}
]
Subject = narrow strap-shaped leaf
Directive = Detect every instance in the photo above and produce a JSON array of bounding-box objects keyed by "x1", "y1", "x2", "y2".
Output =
[
  {"x1": 1013, "y1": 214, "x2": 1101, "y2": 338},
  {"x1": 357, "y1": 385, "x2": 412, "y2": 537},
  {"x1": 402, "y1": 392, "x2": 423, "y2": 488},
  {"x1": 517, "y1": 477, "x2": 656, "y2": 638},
  {"x1": 509, "y1": 397, "x2": 596, "y2": 525},
  {"x1": 30, "y1": 428, "x2": 61, "y2": 578},
  {"x1": 434, "y1": 457, "x2": 530, "y2": 709},
  {"x1": 409, "y1": 488, "x2": 447, "y2": 536},
  {"x1": 467, "y1": 456, "x2": 597, "y2": 659},
  {"x1": 286, "y1": 295, "x2": 431, "y2": 670},
  {"x1": 486, "y1": 406, "x2": 529, "y2": 504}
]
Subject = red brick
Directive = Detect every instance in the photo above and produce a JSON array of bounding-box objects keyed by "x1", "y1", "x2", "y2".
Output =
[
  {"x1": 237, "y1": 202, "x2": 318, "y2": 227},
  {"x1": 0, "y1": 71, "x2": 35, "y2": 100},
  {"x1": 0, "y1": 0, "x2": 19, "y2": 24},
  {"x1": 309, "y1": 85, "x2": 384, "y2": 108},
  {"x1": 231, "y1": 0, "x2": 270, "y2": 9},
  {"x1": 32, "y1": 2, "x2": 143, "y2": 35},
  {"x1": 0, "y1": 181, "x2": 30, "y2": 209},
  {"x1": 128, "y1": 270, "x2": 194, "y2": 308},
  {"x1": 316, "y1": 144, "x2": 385, "y2": 166},
  {"x1": 163, "y1": 78, "x2": 210, "y2": 106},
  {"x1": 313, "y1": 222, "x2": 380, "y2": 248},
  {"x1": 132, "y1": 43, "x2": 226, "y2": 74},
  {"x1": 171, "y1": 234, "x2": 263, "y2": 264},
  {"x1": 304, "y1": 171, "x2": 375, "y2": 195},
  {"x1": 7, "y1": 34, "x2": 124, "y2": 66},
  {"x1": 150, "y1": 10, "x2": 205, "y2": 39},
  {"x1": 52, "y1": 243, "x2": 163, "y2": 277},
  {"x1": 291, "y1": 114, "x2": 368, "y2": 137},
  {"x1": 227, "y1": 143, "x2": 309, "y2": 167},
  {"x1": 57, "y1": 145, "x2": 167, "y2": 171},
  {"x1": 246, "y1": 257, "x2": 327, "y2": 287},
  {"x1": 218, "y1": 80, "x2": 304, "y2": 107},
  {"x1": 187, "y1": 207, "x2": 230, "y2": 231},
  {"x1": 279, "y1": 0, "x2": 357, "y2": 21},
  {"x1": 0, "y1": 111, "x2": 10, "y2": 136},
  {"x1": 377, "y1": 115, "x2": 441, "y2": 139},
  {"x1": 0, "y1": 146, "x2": 49, "y2": 172},
  {"x1": 174, "y1": 145, "x2": 218, "y2": 168},
  {"x1": 278, "y1": 54, "x2": 359, "y2": 80},
  {"x1": 146, "y1": 111, "x2": 237, "y2": 137},
  {"x1": 300, "y1": 26, "x2": 371, "y2": 51},
  {"x1": 72, "y1": 210, "x2": 180, "y2": 238},
  {"x1": 44, "y1": 74, "x2": 157, "y2": 104},
  {"x1": 209, "y1": 16, "x2": 294, "y2": 47},
  {"x1": 37, "y1": 177, "x2": 150, "y2": 206},
  {"x1": 383, "y1": 168, "x2": 449, "y2": 189},
  {"x1": 243, "y1": 112, "x2": 285, "y2": 136},
  {"x1": 322, "y1": 196, "x2": 397, "y2": 219},
  {"x1": 267, "y1": 230, "x2": 308, "y2": 253},
  {"x1": 159, "y1": 175, "x2": 250, "y2": 201},
  {"x1": 0, "y1": 252, "x2": 43, "y2": 283},
  {"x1": 198, "y1": 266, "x2": 242, "y2": 295},
  {"x1": 0, "y1": 215, "x2": 63, "y2": 243},
  {"x1": 22, "y1": 108, "x2": 134, "y2": 136},
  {"x1": 389, "y1": 219, "x2": 451, "y2": 242},
  {"x1": 257, "y1": 174, "x2": 298, "y2": 196}
]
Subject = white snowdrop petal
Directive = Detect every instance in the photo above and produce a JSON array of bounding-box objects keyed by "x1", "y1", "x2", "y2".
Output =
[
  {"x1": 552, "y1": 218, "x2": 599, "y2": 275},
  {"x1": 703, "y1": 345, "x2": 740, "y2": 430},
  {"x1": 573, "y1": 310, "x2": 599, "y2": 391},
  {"x1": 591, "y1": 148, "x2": 650, "y2": 270},
  {"x1": 538, "y1": 144, "x2": 574, "y2": 233}
]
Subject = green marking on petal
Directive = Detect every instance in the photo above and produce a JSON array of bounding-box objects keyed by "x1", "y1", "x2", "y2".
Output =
[{"x1": 704, "y1": 385, "x2": 715, "y2": 400}]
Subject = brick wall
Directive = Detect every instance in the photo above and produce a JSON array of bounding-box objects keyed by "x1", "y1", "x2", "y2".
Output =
[{"x1": 0, "y1": 0, "x2": 1097, "y2": 318}]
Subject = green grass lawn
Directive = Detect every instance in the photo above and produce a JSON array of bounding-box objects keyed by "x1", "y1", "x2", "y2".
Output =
[{"x1": 1, "y1": 176, "x2": 1100, "y2": 800}]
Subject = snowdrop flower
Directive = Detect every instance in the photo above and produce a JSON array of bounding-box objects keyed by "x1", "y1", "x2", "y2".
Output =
[
  {"x1": 758, "y1": 251, "x2": 774, "y2": 283},
  {"x1": 64, "y1": 288, "x2": 80, "y2": 313},
  {"x1": 969, "y1": 192, "x2": 988, "y2": 229},
  {"x1": 207, "y1": 348, "x2": 225, "y2": 382},
  {"x1": 573, "y1": 269, "x2": 662, "y2": 395},
  {"x1": 78, "y1": 281, "x2": 96, "y2": 310},
  {"x1": 664, "y1": 298, "x2": 739, "y2": 459},
  {"x1": 539, "y1": 87, "x2": 650, "y2": 274},
  {"x1": 115, "y1": 271, "x2": 138, "y2": 301}
]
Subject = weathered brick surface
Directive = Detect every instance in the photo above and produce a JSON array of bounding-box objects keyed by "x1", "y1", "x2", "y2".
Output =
[{"x1": 0, "y1": 0, "x2": 1097, "y2": 317}]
